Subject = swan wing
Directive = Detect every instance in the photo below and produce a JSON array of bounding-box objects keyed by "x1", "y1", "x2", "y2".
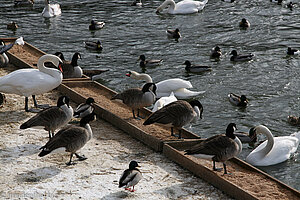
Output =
[
  {"x1": 156, "y1": 78, "x2": 192, "y2": 92},
  {"x1": 50, "y1": 4, "x2": 61, "y2": 16},
  {"x1": 175, "y1": 0, "x2": 207, "y2": 13},
  {"x1": 152, "y1": 92, "x2": 177, "y2": 112},
  {"x1": 172, "y1": 88, "x2": 205, "y2": 99}
]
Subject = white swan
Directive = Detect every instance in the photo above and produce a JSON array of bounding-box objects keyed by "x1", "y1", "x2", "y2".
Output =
[
  {"x1": 42, "y1": 0, "x2": 61, "y2": 18},
  {"x1": 152, "y1": 92, "x2": 177, "y2": 112},
  {"x1": 0, "y1": 37, "x2": 24, "y2": 67},
  {"x1": 0, "y1": 54, "x2": 63, "y2": 112},
  {"x1": 156, "y1": 0, "x2": 208, "y2": 15},
  {"x1": 246, "y1": 125, "x2": 300, "y2": 166},
  {"x1": 126, "y1": 71, "x2": 204, "y2": 99}
]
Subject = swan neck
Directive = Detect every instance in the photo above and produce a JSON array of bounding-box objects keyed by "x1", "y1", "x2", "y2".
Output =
[
  {"x1": 234, "y1": 136, "x2": 243, "y2": 155},
  {"x1": 85, "y1": 124, "x2": 93, "y2": 140},
  {"x1": 133, "y1": 72, "x2": 153, "y2": 83},
  {"x1": 158, "y1": 0, "x2": 175, "y2": 12},
  {"x1": 37, "y1": 55, "x2": 61, "y2": 78},
  {"x1": 258, "y1": 126, "x2": 274, "y2": 155}
]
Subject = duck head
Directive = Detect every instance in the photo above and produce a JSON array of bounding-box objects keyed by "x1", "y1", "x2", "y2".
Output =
[
  {"x1": 129, "y1": 160, "x2": 140, "y2": 169},
  {"x1": 230, "y1": 50, "x2": 238, "y2": 56}
]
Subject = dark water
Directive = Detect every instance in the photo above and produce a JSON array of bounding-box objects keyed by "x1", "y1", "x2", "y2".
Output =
[{"x1": 1, "y1": 0, "x2": 300, "y2": 191}]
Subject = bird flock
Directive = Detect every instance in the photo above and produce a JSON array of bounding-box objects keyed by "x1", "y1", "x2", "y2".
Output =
[{"x1": 2, "y1": 0, "x2": 300, "y2": 193}]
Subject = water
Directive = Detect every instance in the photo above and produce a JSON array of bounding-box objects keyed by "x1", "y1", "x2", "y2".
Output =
[{"x1": 1, "y1": 0, "x2": 300, "y2": 191}]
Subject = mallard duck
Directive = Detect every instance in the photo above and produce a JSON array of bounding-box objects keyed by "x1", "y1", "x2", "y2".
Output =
[
  {"x1": 131, "y1": 0, "x2": 142, "y2": 6},
  {"x1": 228, "y1": 93, "x2": 248, "y2": 107},
  {"x1": 84, "y1": 40, "x2": 103, "y2": 50},
  {"x1": 183, "y1": 60, "x2": 212, "y2": 73},
  {"x1": 39, "y1": 112, "x2": 96, "y2": 165},
  {"x1": 185, "y1": 123, "x2": 242, "y2": 174},
  {"x1": 239, "y1": 18, "x2": 250, "y2": 28},
  {"x1": 138, "y1": 55, "x2": 163, "y2": 68},
  {"x1": 166, "y1": 28, "x2": 181, "y2": 40},
  {"x1": 210, "y1": 46, "x2": 222, "y2": 59},
  {"x1": 287, "y1": 47, "x2": 300, "y2": 55},
  {"x1": 230, "y1": 50, "x2": 254, "y2": 62},
  {"x1": 143, "y1": 100, "x2": 203, "y2": 138},
  {"x1": 111, "y1": 83, "x2": 157, "y2": 119},
  {"x1": 287, "y1": 115, "x2": 300, "y2": 126},
  {"x1": 234, "y1": 127, "x2": 257, "y2": 144},
  {"x1": 119, "y1": 161, "x2": 143, "y2": 192},
  {"x1": 7, "y1": 22, "x2": 18, "y2": 31},
  {"x1": 74, "y1": 97, "x2": 95, "y2": 118},
  {"x1": 89, "y1": 20, "x2": 105, "y2": 30}
]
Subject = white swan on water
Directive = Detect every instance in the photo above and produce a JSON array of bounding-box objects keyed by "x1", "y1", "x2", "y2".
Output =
[
  {"x1": 156, "y1": 0, "x2": 208, "y2": 15},
  {"x1": 246, "y1": 125, "x2": 300, "y2": 166},
  {"x1": 126, "y1": 71, "x2": 205, "y2": 99},
  {"x1": 42, "y1": 0, "x2": 61, "y2": 18},
  {"x1": 0, "y1": 54, "x2": 63, "y2": 112}
]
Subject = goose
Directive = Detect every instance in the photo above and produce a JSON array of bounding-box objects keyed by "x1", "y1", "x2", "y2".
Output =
[
  {"x1": 143, "y1": 100, "x2": 203, "y2": 138},
  {"x1": 156, "y1": 0, "x2": 208, "y2": 14},
  {"x1": 234, "y1": 127, "x2": 257, "y2": 145},
  {"x1": 185, "y1": 123, "x2": 242, "y2": 174},
  {"x1": 131, "y1": 0, "x2": 142, "y2": 6},
  {"x1": 0, "y1": 54, "x2": 62, "y2": 112},
  {"x1": 74, "y1": 97, "x2": 95, "y2": 118},
  {"x1": 84, "y1": 40, "x2": 103, "y2": 51},
  {"x1": 111, "y1": 83, "x2": 157, "y2": 119},
  {"x1": 14, "y1": 0, "x2": 34, "y2": 6},
  {"x1": 7, "y1": 22, "x2": 18, "y2": 31},
  {"x1": 38, "y1": 112, "x2": 96, "y2": 165},
  {"x1": 42, "y1": 0, "x2": 61, "y2": 18},
  {"x1": 210, "y1": 46, "x2": 222, "y2": 59},
  {"x1": 239, "y1": 18, "x2": 250, "y2": 28},
  {"x1": 287, "y1": 115, "x2": 300, "y2": 126},
  {"x1": 54, "y1": 52, "x2": 82, "y2": 79},
  {"x1": 287, "y1": 47, "x2": 300, "y2": 56},
  {"x1": 126, "y1": 71, "x2": 204, "y2": 99},
  {"x1": 183, "y1": 60, "x2": 212, "y2": 73},
  {"x1": 20, "y1": 96, "x2": 73, "y2": 139},
  {"x1": 0, "y1": 37, "x2": 24, "y2": 67},
  {"x1": 89, "y1": 20, "x2": 105, "y2": 30},
  {"x1": 230, "y1": 50, "x2": 254, "y2": 62},
  {"x1": 152, "y1": 92, "x2": 177, "y2": 112},
  {"x1": 166, "y1": 28, "x2": 181, "y2": 40},
  {"x1": 228, "y1": 93, "x2": 248, "y2": 107},
  {"x1": 119, "y1": 161, "x2": 143, "y2": 192},
  {"x1": 245, "y1": 125, "x2": 300, "y2": 166},
  {"x1": 138, "y1": 55, "x2": 163, "y2": 68}
]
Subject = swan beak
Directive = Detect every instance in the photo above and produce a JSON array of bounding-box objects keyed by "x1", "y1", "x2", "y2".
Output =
[
  {"x1": 126, "y1": 72, "x2": 131, "y2": 77},
  {"x1": 58, "y1": 63, "x2": 63, "y2": 72}
]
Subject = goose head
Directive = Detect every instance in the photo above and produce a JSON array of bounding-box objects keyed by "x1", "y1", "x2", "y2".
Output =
[
  {"x1": 142, "y1": 83, "x2": 157, "y2": 95},
  {"x1": 225, "y1": 123, "x2": 237, "y2": 139},
  {"x1": 129, "y1": 160, "x2": 140, "y2": 169},
  {"x1": 54, "y1": 52, "x2": 65, "y2": 61},
  {"x1": 57, "y1": 96, "x2": 70, "y2": 108},
  {"x1": 189, "y1": 100, "x2": 203, "y2": 119}
]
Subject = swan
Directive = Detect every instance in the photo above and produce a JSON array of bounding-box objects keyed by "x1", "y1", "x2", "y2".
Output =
[
  {"x1": 39, "y1": 112, "x2": 96, "y2": 166},
  {"x1": 245, "y1": 125, "x2": 300, "y2": 166},
  {"x1": 0, "y1": 37, "x2": 24, "y2": 67},
  {"x1": 156, "y1": 0, "x2": 208, "y2": 14},
  {"x1": 185, "y1": 123, "x2": 242, "y2": 174},
  {"x1": 42, "y1": 0, "x2": 61, "y2": 18},
  {"x1": 0, "y1": 54, "x2": 63, "y2": 112},
  {"x1": 126, "y1": 71, "x2": 205, "y2": 99},
  {"x1": 119, "y1": 161, "x2": 143, "y2": 192},
  {"x1": 143, "y1": 100, "x2": 203, "y2": 138},
  {"x1": 111, "y1": 83, "x2": 157, "y2": 119},
  {"x1": 152, "y1": 92, "x2": 177, "y2": 112}
]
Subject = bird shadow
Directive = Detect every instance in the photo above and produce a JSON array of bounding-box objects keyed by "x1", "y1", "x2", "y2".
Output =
[
  {"x1": 15, "y1": 166, "x2": 61, "y2": 183},
  {"x1": 100, "y1": 191, "x2": 133, "y2": 200},
  {"x1": 0, "y1": 110, "x2": 29, "y2": 126},
  {"x1": 0, "y1": 144, "x2": 41, "y2": 163}
]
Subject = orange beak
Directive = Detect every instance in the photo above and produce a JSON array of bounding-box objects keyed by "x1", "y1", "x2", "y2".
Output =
[{"x1": 58, "y1": 63, "x2": 63, "y2": 72}]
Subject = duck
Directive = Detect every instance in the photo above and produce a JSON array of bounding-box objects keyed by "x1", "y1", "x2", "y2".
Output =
[
  {"x1": 166, "y1": 28, "x2": 181, "y2": 40},
  {"x1": 42, "y1": 0, "x2": 61, "y2": 18},
  {"x1": 54, "y1": 52, "x2": 82, "y2": 79},
  {"x1": 245, "y1": 125, "x2": 300, "y2": 166},
  {"x1": 234, "y1": 127, "x2": 257, "y2": 145},
  {"x1": 0, "y1": 54, "x2": 62, "y2": 112},
  {"x1": 156, "y1": 0, "x2": 208, "y2": 14},
  {"x1": 138, "y1": 55, "x2": 163, "y2": 68},
  {"x1": 287, "y1": 47, "x2": 300, "y2": 56},
  {"x1": 73, "y1": 97, "x2": 95, "y2": 118},
  {"x1": 222, "y1": 0, "x2": 235, "y2": 2},
  {"x1": 270, "y1": 0, "x2": 282, "y2": 5},
  {"x1": 185, "y1": 123, "x2": 242, "y2": 174},
  {"x1": 143, "y1": 100, "x2": 203, "y2": 138},
  {"x1": 111, "y1": 83, "x2": 157, "y2": 119},
  {"x1": 183, "y1": 60, "x2": 212, "y2": 73},
  {"x1": 152, "y1": 92, "x2": 177, "y2": 112},
  {"x1": 38, "y1": 112, "x2": 96, "y2": 165},
  {"x1": 228, "y1": 93, "x2": 248, "y2": 107},
  {"x1": 20, "y1": 96, "x2": 73, "y2": 138},
  {"x1": 0, "y1": 37, "x2": 24, "y2": 67},
  {"x1": 126, "y1": 71, "x2": 205, "y2": 99},
  {"x1": 239, "y1": 18, "x2": 250, "y2": 28},
  {"x1": 287, "y1": 115, "x2": 300, "y2": 126},
  {"x1": 287, "y1": 2, "x2": 294, "y2": 11},
  {"x1": 131, "y1": 0, "x2": 142, "y2": 6},
  {"x1": 84, "y1": 40, "x2": 103, "y2": 51},
  {"x1": 14, "y1": 0, "x2": 34, "y2": 6},
  {"x1": 210, "y1": 46, "x2": 222, "y2": 59},
  {"x1": 230, "y1": 50, "x2": 254, "y2": 62},
  {"x1": 89, "y1": 20, "x2": 105, "y2": 30},
  {"x1": 119, "y1": 161, "x2": 143, "y2": 192},
  {"x1": 7, "y1": 22, "x2": 18, "y2": 31}
]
